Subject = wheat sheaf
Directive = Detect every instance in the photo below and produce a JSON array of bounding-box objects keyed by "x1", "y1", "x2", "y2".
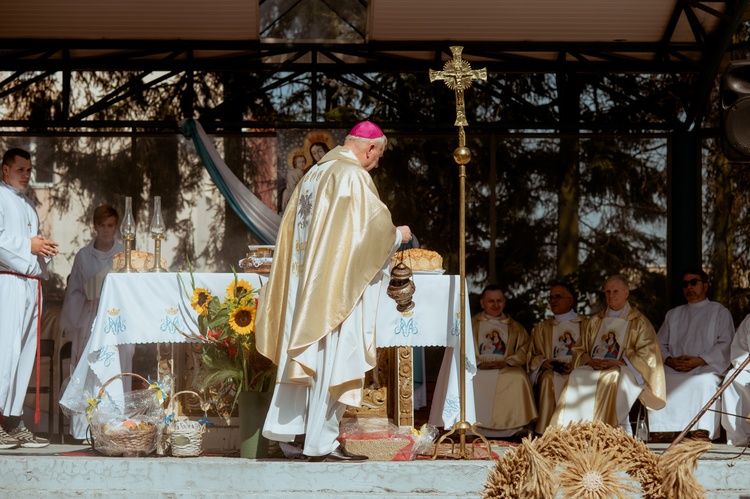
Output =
[{"x1": 482, "y1": 420, "x2": 710, "y2": 499}]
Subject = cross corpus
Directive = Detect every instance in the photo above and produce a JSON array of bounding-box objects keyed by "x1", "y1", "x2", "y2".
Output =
[{"x1": 429, "y1": 46, "x2": 487, "y2": 135}]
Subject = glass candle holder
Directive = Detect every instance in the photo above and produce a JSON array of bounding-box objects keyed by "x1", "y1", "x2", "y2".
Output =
[
  {"x1": 119, "y1": 196, "x2": 136, "y2": 273},
  {"x1": 149, "y1": 196, "x2": 167, "y2": 272}
]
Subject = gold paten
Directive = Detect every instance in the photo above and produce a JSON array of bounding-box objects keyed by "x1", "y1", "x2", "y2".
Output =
[{"x1": 430, "y1": 46, "x2": 491, "y2": 460}]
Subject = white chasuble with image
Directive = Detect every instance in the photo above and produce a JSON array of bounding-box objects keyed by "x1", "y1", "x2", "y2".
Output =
[
  {"x1": 554, "y1": 317, "x2": 641, "y2": 427},
  {"x1": 552, "y1": 321, "x2": 580, "y2": 364},
  {"x1": 591, "y1": 317, "x2": 628, "y2": 360},
  {"x1": 476, "y1": 319, "x2": 509, "y2": 363},
  {"x1": 550, "y1": 320, "x2": 581, "y2": 400}
]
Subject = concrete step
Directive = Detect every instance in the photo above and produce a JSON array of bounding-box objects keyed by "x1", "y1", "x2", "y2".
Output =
[{"x1": 1, "y1": 443, "x2": 750, "y2": 498}]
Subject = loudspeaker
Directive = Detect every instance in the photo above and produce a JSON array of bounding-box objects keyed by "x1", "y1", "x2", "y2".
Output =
[{"x1": 721, "y1": 61, "x2": 750, "y2": 162}]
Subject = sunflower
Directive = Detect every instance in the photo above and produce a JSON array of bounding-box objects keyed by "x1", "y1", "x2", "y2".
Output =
[
  {"x1": 191, "y1": 288, "x2": 213, "y2": 316},
  {"x1": 226, "y1": 279, "x2": 253, "y2": 302},
  {"x1": 229, "y1": 305, "x2": 256, "y2": 335}
]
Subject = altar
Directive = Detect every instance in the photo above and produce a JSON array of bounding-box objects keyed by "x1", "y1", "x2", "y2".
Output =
[
  {"x1": 60, "y1": 272, "x2": 476, "y2": 430},
  {"x1": 59, "y1": 272, "x2": 266, "y2": 416},
  {"x1": 356, "y1": 273, "x2": 476, "y2": 429}
]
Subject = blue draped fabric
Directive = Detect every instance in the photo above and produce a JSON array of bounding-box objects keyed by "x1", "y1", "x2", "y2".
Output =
[{"x1": 181, "y1": 119, "x2": 281, "y2": 244}]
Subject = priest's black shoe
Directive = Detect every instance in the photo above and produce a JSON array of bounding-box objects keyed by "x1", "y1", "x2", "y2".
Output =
[{"x1": 306, "y1": 445, "x2": 368, "y2": 462}]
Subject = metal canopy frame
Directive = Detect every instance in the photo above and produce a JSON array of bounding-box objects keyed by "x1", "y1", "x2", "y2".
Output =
[{"x1": 0, "y1": 0, "x2": 748, "y2": 135}]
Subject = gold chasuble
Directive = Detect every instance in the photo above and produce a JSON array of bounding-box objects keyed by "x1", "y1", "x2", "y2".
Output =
[
  {"x1": 471, "y1": 313, "x2": 538, "y2": 431},
  {"x1": 256, "y1": 146, "x2": 397, "y2": 404},
  {"x1": 551, "y1": 307, "x2": 665, "y2": 429},
  {"x1": 528, "y1": 316, "x2": 584, "y2": 434}
]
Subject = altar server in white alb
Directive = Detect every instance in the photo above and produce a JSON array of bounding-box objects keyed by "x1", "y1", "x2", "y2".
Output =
[
  {"x1": 0, "y1": 148, "x2": 59, "y2": 449},
  {"x1": 61, "y1": 204, "x2": 134, "y2": 441},
  {"x1": 721, "y1": 315, "x2": 750, "y2": 446},
  {"x1": 647, "y1": 269, "x2": 733, "y2": 441},
  {"x1": 256, "y1": 121, "x2": 411, "y2": 462}
]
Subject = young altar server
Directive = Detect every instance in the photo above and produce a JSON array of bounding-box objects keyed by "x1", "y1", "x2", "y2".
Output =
[{"x1": 61, "y1": 204, "x2": 134, "y2": 441}]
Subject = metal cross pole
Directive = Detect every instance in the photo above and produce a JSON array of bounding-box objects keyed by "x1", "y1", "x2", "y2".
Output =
[
  {"x1": 429, "y1": 46, "x2": 490, "y2": 459},
  {"x1": 668, "y1": 353, "x2": 750, "y2": 451},
  {"x1": 429, "y1": 46, "x2": 487, "y2": 127}
]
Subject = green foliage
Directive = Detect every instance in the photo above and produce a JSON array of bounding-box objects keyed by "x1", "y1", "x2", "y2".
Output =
[
  {"x1": 13, "y1": 19, "x2": 750, "y2": 331},
  {"x1": 369, "y1": 127, "x2": 668, "y2": 329}
]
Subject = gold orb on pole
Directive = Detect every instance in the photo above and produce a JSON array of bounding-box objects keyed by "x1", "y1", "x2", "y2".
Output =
[
  {"x1": 453, "y1": 146, "x2": 472, "y2": 165},
  {"x1": 429, "y1": 46, "x2": 489, "y2": 460}
]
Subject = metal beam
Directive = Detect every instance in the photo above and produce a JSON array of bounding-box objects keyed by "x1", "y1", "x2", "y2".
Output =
[
  {"x1": 684, "y1": 0, "x2": 750, "y2": 129},
  {"x1": 0, "y1": 5, "x2": 742, "y2": 134}
]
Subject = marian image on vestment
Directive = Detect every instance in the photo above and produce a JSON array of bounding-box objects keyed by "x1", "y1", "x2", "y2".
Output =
[
  {"x1": 552, "y1": 328, "x2": 578, "y2": 363},
  {"x1": 591, "y1": 327, "x2": 625, "y2": 360},
  {"x1": 276, "y1": 129, "x2": 346, "y2": 211}
]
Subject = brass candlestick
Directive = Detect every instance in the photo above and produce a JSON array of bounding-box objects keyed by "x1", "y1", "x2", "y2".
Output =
[
  {"x1": 149, "y1": 196, "x2": 168, "y2": 273},
  {"x1": 429, "y1": 46, "x2": 491, "y2": 460},
  {"x1": 150, "y1": 236, "x2": 167, "y2": 273},
  {"x1": 120, "y1": 236, "x2": 136, "y2": 273},
  {"x1": 119, "y1": 196, "x2": 137, "y2": 273}
]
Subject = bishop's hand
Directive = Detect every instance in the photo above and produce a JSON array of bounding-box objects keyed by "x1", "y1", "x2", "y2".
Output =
[{"x1": 397, "y1": 225, "x2": 412, "y2": 244}]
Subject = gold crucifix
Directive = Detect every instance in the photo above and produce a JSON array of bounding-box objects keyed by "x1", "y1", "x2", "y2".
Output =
[
  {"x1": 428, "y1": 46, "x2": 491, "y2": 460},
  {"x1": 429, "y1": 46, "x2": 487, "y2": 131}
]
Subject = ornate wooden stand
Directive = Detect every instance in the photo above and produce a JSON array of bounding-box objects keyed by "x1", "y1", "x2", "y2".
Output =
[{"x1": 343, "y1": 346, "x2": 414, "y2": 427}]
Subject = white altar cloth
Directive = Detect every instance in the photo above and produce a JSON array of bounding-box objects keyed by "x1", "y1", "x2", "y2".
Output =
[
  {"x1": 60, "y1": 272, "x2": 265, "y2": 415},
  {"x1": 60, "y1": 272, "x2": 475, "y2": 429},
  {"x1": 377, "y1": 274, "x2": 476, "y2": 428}
]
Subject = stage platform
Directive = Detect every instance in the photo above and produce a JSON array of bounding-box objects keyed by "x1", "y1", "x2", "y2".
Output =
[{"x1": 2, "y1": 442, "x2": 750, "y2": 498}]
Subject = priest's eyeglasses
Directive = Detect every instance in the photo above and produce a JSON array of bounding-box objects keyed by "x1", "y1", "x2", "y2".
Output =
[
  {"x1": 681, "y1": 278, "x2": 703, "y2": 288},
  {"x1": 548, "y1": 294, "x2": 573, "y2": 301}
]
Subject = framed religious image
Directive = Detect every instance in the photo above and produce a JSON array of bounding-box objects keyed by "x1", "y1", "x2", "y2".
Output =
[
  {"x1": 476, "y1": 325, "x2": 508, "y2": 363},
  {"x1": 276, "y1": 129, "x2": 346, "y2": 212},
  {"x1": 590, "y1": 324, "x2": 626, "y2": 360},
  {"x1": 552, "y1": 328, "x2": 578, "y2": 364}
]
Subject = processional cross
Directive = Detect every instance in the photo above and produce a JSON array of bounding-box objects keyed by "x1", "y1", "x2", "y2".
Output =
[
  {"x1": 429, "y1": 46, "x2": 487, "y2": 137},
  {"x1": 429, "y1": 46, "x2": 488, "y2": 460}
]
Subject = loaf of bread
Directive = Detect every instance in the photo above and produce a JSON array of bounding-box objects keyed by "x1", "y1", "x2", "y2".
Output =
[
  {"x1": 390, "y1": 248, "x2": 443, "y2": 272},
  {"x1": 112, "y1": 251, "x2": 167, "y2": 272},
  {"x1": 240, "y1": 257, "x2": 272, "y2": 274}
]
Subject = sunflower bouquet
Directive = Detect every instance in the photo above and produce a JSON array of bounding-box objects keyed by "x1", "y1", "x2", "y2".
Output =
[{"x1": 178, "y1": 271, "x2": 275, "y2": 419}]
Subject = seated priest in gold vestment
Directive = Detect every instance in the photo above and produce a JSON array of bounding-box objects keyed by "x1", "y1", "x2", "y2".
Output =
[
  {"x1": 472, "y1": 285, "x2": 538, "y2": 438},
  {"x1": 550, "y1": 275, "x2": 666, "y2": 435},
  {"x1": 528, "y1": 282, "x2": 585, "y2": 435}
]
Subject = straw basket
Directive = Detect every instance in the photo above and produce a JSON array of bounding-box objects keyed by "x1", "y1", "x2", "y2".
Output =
[
  {"x1": 167, "y1": 390, "x2": 207, "y2": 457},
  {"x1": 90, "y1": 373, "x2": 159, "y2": 457}
]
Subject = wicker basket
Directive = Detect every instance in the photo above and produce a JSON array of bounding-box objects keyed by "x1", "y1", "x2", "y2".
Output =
[
  {"x1": 89, "y1": 372, "x2": 161, "y2": 457},
  {"x1": 167, "y1": 390, "x2": 207, "y2": 457}
]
